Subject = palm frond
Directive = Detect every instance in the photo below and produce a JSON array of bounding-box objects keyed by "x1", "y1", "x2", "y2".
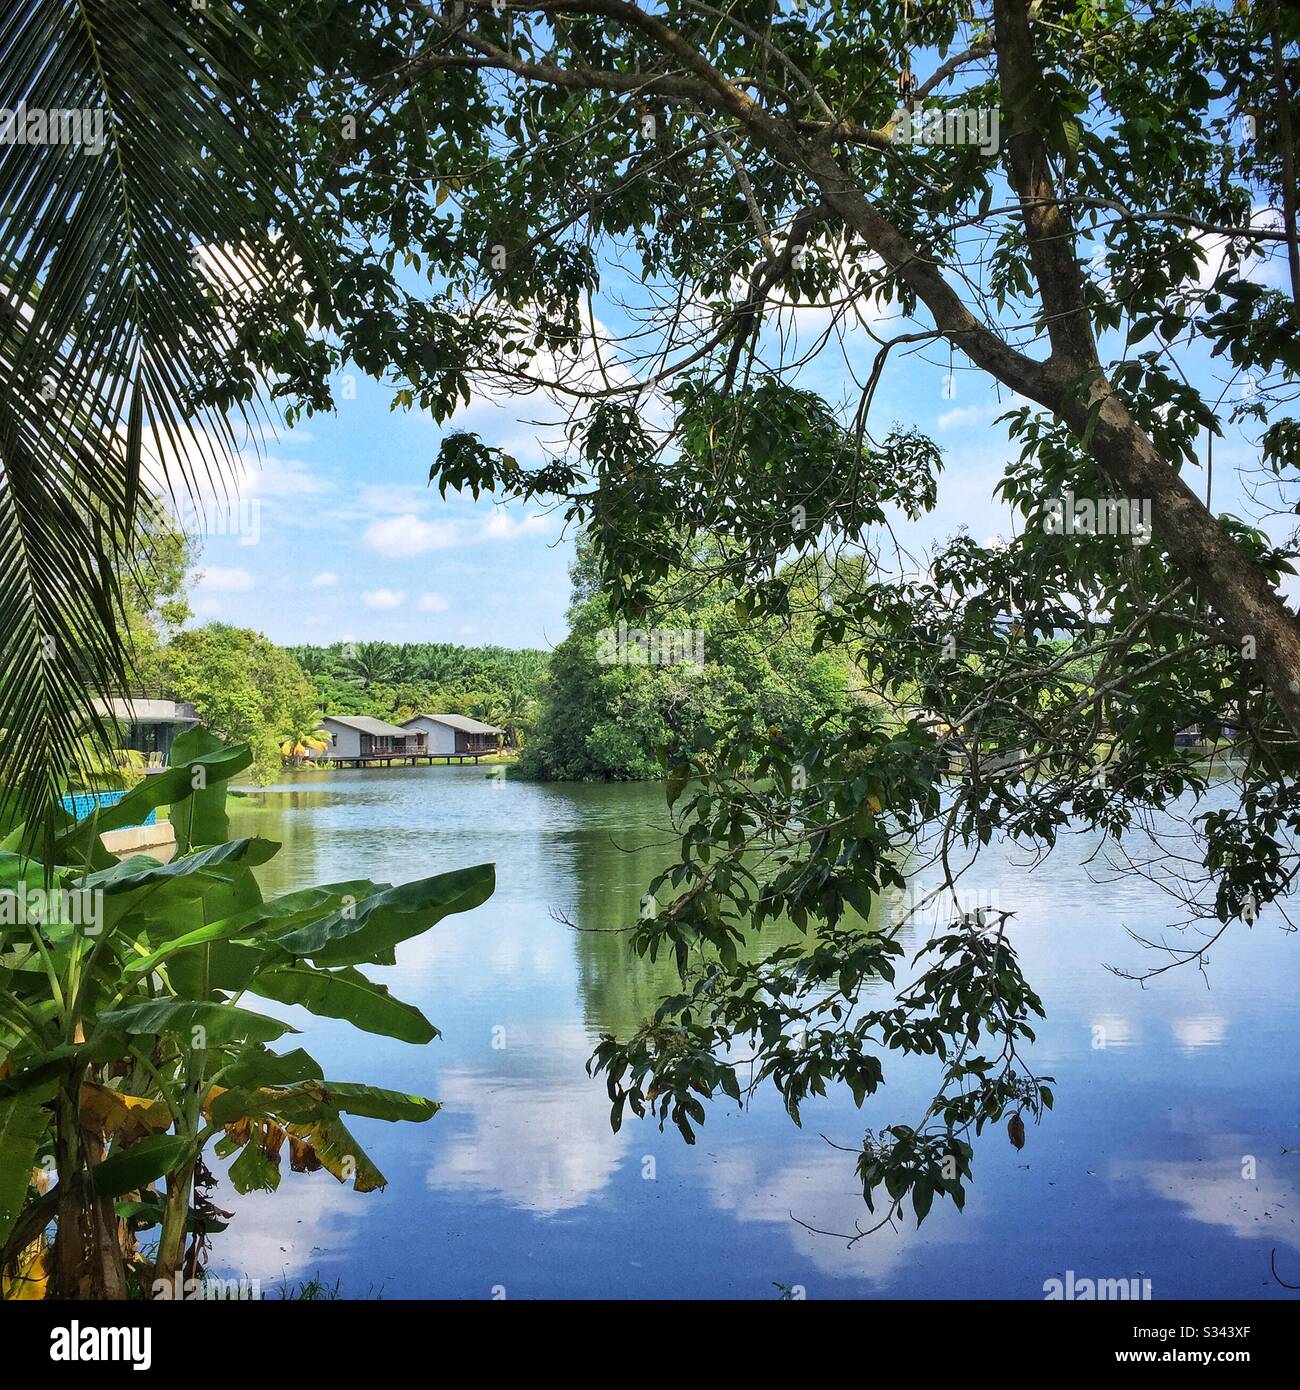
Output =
[{"x1": 0, "y1": 0, "x2": 316, "y2": 847}]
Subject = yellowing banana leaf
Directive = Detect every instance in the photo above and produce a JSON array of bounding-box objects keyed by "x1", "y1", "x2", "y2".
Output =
[
  {"x1": 210, "y1": 1078, "x2": 436, "y2": 1126},
  {"x1": 79, "y1": 1081, "x2": 171, "y2": 1142},
  {"x1": 2, "y1": 1243, "x2": 48, "y2": 1300},
  {"x1": 208, "y1": 1079, "x2": 333, "y2": 1127},
  {"x1": 286, "y1": 1115, "x2": 386, "y2": 1192}
]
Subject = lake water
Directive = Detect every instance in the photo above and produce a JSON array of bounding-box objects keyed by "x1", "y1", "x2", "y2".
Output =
[{"x1": 216, "y1": 765, "x2": 1299, "y2": 1299}]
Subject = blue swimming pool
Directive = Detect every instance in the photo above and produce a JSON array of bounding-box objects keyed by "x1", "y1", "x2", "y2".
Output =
[{"x1": 60, "y1": 789, "x2": 156, "y2": 827}]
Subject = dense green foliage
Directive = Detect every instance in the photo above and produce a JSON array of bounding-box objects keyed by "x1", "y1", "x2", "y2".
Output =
[
  {"x1": 7, "y1": 0, "x2": 1300, "y2": 1252},
  {"x1": 523, "y1": 543, "x2": 856, "y2": 779},
  {"x1": 161, "y1": 626, "x2": 323, "y2": 785},
  {"x1": 195, "y1": 0, "x2": 1295, "y2": 1229},
  {"x1": 0, "y1": 0, "x2": 321, "y2": 833}
]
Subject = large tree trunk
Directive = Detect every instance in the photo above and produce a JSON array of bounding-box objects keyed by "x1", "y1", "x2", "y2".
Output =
[
  {"x1": 1079, "y1": 386, "x2": 1300, "y2": 729},
  {"x1": 788, "y1": 0, "x2": 1300, "y2": 730},
  {"x1": 411, "y1": 1, "x2": 1300, "y2": 726}
]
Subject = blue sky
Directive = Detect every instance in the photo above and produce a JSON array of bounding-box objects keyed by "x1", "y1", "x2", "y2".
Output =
[
  {"x1": 181, "y1": 374, "x2": 577, "y2": 651},
  {"x1": 182, "y1": 357, "x2": 1033, "y2": 652}
]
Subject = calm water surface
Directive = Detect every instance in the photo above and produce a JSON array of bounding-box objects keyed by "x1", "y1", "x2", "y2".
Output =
[{"x1": 214, "y1": 766, "x2": 1299, "y2": 1299}]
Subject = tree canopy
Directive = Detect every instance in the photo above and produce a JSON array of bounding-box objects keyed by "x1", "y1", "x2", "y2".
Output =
[
  {"x1": 162, "y1": 625, "x2": 322, "y2": 783},
  {"x1": 524, "y1": 538, "x2": 857, "y2": 777}
]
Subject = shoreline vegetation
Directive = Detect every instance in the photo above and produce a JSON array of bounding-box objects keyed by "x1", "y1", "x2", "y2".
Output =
[{"x1": 151, "y1": 538, "x2": 1233, "y2": 791}]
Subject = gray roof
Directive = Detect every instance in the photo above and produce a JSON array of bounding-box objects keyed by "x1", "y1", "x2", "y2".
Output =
[
  {"x1": 402, "y1": 712, "x2": 503, "y2": 735},
  {"x1": 322, "y1": 714, "x2": 413, "y2": 737},
  {"x1": 94, "y1": 698, "x2": 199, "y2": 725}
]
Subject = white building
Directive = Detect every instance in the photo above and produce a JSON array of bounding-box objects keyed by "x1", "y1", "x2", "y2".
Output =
[
  {"x1": 94, "y1": 697, "x2": 200, "y2": 766},
  {"x1": 315, "y1": 714, "x2": 421, "y2": 760},
  {"x1": 401, "y1": 713, "x2": 502, "y2": 757}
]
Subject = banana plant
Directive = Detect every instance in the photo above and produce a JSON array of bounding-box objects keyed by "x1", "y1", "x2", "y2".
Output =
[{"x1": 0, "y1": 727, "x2": 493, "y2": 1298}]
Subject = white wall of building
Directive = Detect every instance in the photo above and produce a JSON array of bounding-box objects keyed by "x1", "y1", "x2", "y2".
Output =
[
  {"x1": 319, "y1": 719, "x2": 363, "y2": 758},
  {"x1": 402, "y1": 716, "x2": 457, "y2": 755}
]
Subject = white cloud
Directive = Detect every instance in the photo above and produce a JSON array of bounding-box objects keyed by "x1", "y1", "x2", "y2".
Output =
[
  {"x1": 197, "y1": 565, "x2": 254, "y2": 592},
  {"x1": 363, "y1": 513, "x2": 460, "y2": 558},
  {"x1": 207, "y1": 1171, "x2": 366, "y2": 1284},
  {"x1": 362, "y1": 588, "x2": 406, "y2": 610},
  {"x1": 358, "y1": 482, "x2": 437, "y2": 514},
  {"x1": 937, "y1": 393, "x2": 1030, "y2": 432},
  {"x1": 1169, "y1": 1014, "x2": 1228, "y2": 1052},
  {"x1": 937, "y1": 402, "x2": 997, "y2": 431},
  {"x1": 1112, "y1": 1151, "x2": 1300, "y2": 1255},
  {"x1": 426, "y1": 1024, "x2": 628, "y2": 1214},
  {"x1": 310, "y1": 571, "x2": 338, "y2": 588},
  {"x1": 480, "y1": 510, "x2": 556, "y2": 542},
  {"x1": 232, "y1": 451, "x2": 328, "y2": 500},
  {"x1": 417, "y1": 592, "x2": 449, "y2": 612}
]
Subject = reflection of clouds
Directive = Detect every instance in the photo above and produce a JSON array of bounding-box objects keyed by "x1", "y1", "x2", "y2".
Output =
[
  {"x1": 428, "y1": 1024, "x2": 628, "y2": 1214},
  {"x1": 1090, "y1": 1013, "x2": 1137, "y2": 1047},
  {"x1": 395, "y1": 905, "x2": 566, "y2": 981},
  {"x1": 209, "y1": 1172, "x2": 367, "y2": 1285},
  {"x1": 706, "y1": 1144, "x2": 972, "y2": 1286},
  {"x1": 1169, "y1": 1015, "x2": 1228, "y2": 1052},
  {"x1": 1114, "y1": 1154, "x2": 1300, "y2": 1254}
]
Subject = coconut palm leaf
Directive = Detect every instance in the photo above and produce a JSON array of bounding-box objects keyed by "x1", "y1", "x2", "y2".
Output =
[{"x1": 0, "y1": 0, "x2": 317, "y2": 846}]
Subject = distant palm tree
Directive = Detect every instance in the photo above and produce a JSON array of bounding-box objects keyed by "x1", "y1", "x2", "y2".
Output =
[
  {"x1": 345, "y1": 641, "x2": 398, "y2": 689},
  {"x1": 496, "y1": 688, "x2": 536, "y2": 748},
  {"x1": 468, "y1": 696, "x2": 506, "y2": 727},
  {"x1": 391, "y1": 643, "x2": 422, "y2": 683},
  {"x1": 280, "y1": 724, "x2": 330, "y2": 766},
  {"x1": 291, "y1": 646, "x2": 333, "y2": 680}
]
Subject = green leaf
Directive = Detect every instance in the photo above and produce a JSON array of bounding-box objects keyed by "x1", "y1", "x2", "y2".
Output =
[
  {"x1": 54, "y1": 744, "x2": 253, "y2": 864},
  {"x1": 84, "y1": 837, "x2": 279, "y2": 897},
  {"x1": 96, "y1": 999, "x2": 295, "y2": 1046},
  {"x1": 93, "y1": 1134, "x2": 195, "y2": 1199},
  {"x1": 166, "y1": 941, "x2": 266, "y2": 996},
  {"x1": 272, "y1": 864, "x2": 494, "y2": 967},
  {"x1": 124, "y1": 880, "x2": 378, "y2": 980},
  {"x1": 666, "y1": 764, "x2": 690, "y2": 808},
  {"x1": 219, "y1": 1045, "x2": 324, "y2": 1088},
  {"x1": 228, "y1": 1138, "x2": 281, "y2": 1195},
  {"x1": 0, "y1": 1094, "x2": 51, "y2": 1247},
  {"x1": 0, "y1": 1040, "x2": 124, "y2": 1100},
  {"x1": 169, "y1": 728, "x2": 237, "y2": 852},
  {"x1": 247, "y1": 964, "x2": 437, "y2": 1044},
  {"x1": 317, "y1": 1082, "x2": 438, "y2": 1123}
]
